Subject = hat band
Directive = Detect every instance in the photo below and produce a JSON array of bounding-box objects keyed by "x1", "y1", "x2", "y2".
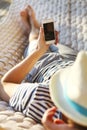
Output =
[{"x1": 65, "y1": 94, "x2": 87, "y2": 117}]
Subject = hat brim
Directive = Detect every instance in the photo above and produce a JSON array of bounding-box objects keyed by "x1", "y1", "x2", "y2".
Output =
[{"x1": 49, "y1": 68, "x2": 87, "y2": 127}]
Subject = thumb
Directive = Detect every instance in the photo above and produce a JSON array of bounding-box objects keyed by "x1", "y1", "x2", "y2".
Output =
[
  {"x1": 54, "y1": 119, "x2": 65, "y2": 124},
  {"x1": 38, "y1": 27, "x2": 44, "y2": 40}
]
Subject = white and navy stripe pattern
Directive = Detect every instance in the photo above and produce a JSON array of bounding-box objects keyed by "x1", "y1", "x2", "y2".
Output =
[
  {"x1": 9, "y1": 83, "x2": 60, "y2": 123},
  {"x1": 9, "y1": 59, "x2": 74, "y2": 123},
  {"x1": 25, "y1": 52, "x2": 76, "y2": 83},
  {"x1": 32, "y1": 59, "x2": 74, "y2": 83}
]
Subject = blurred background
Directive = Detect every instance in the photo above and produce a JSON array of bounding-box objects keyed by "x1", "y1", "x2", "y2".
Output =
[{"x1": 0, "y1": 0, "x2": 11, "y2": 22}]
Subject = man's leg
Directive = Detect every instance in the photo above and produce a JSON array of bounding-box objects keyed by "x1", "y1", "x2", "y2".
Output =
[
  {"x1": 20, "y1": 5, "x2": 40, "y2": 42},
  {"x1": 20, "y1": 7, "x2": 31, "y2": 35},
  {"x1": 20, "y1": 5, "x2": 41, "y2": 56}
]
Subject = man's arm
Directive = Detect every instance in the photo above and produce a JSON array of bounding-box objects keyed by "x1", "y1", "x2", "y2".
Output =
[
  {"x1": 1, "y1": 27, "x2": 49, "y2": 84},
  {"x1": 0, "y1": 27, "x2": 49, "y2": 101}
]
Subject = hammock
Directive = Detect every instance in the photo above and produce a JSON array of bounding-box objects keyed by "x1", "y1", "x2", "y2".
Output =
[{"x1": 0, "y1": 0, "x2": 87, "y2": 129}]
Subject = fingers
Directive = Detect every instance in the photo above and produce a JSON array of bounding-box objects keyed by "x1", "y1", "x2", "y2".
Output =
[
  {"x1": 37, "y1": 27, "x2": 49, "y2": 53},
  {"x1": 46, "y1": 107, "x2": 57, "y2": 120},
  {"x1": 38, "y1": 27, "x2": 46, "y2": 45},
  {"x1": 55, "y1": 31, "x2": 59, "y2": 44},
  {"x1": 47, "y1": 106, "x2": 57, "y2": 116},
  {"x1": 42, "y1": 106, "x2": 65, "y2": 124},
  {"x1": 39, "y1": 27, "x2": 44, "y2": 39},
  {"x1": 42, "y1": 106, "x2": 57, "y2": 124},
  {"x1": 54, "y1": 119, "x2": 65, "y2": 124}
]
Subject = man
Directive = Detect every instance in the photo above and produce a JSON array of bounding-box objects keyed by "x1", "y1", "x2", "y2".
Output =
[{"x1": 0, "y1": 5, "x2": 77, "y2": 125}]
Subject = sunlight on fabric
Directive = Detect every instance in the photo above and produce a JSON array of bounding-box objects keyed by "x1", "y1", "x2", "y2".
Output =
[{"x1": 0, "y1": 9, "x2": 7, "y2": 17}]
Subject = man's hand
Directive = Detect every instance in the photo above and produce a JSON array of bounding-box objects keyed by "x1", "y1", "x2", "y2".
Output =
[
  {"x1": 36, "y1": 27, "x2": 50, "y2": 53},
  {"x1": 42, "y1": 106, "x2": 65, "y2": 130}
]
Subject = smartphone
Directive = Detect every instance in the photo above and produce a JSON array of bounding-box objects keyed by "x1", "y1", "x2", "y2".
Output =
[{"x1": 42, "y1": 19, "x2": 55, "y2": 44}]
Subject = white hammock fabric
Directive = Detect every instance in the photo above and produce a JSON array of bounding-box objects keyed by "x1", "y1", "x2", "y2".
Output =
[
  {"x1": 0, "y1": 0, "x2": 28, "y2": 78},
  {"x1": 28, "y1": 0, "x2": 87, "y2": 51},
  {"x1": 0, "y1": 0, "x2": 87, "y2": 129}
]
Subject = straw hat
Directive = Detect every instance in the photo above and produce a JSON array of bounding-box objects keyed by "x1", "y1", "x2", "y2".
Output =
[{"x1": 49, "y1": 51, "x2": 87, "y2": 126}]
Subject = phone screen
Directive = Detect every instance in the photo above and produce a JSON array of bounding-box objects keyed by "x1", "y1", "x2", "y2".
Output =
[{"x1": 43, "y1": 22, "x2": 55, "y2": 41}]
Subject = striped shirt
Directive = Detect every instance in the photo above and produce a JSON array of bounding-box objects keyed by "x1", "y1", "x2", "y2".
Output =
[
  {"x1": 25, "y1": 52, "x2": 75, "y2": 83},
  {"x1": 9, "y1": 52, "x2": 76, "y2": 123},
  {"x1": 9, "y1": 83, "x2": 60, "y2": 123}
]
